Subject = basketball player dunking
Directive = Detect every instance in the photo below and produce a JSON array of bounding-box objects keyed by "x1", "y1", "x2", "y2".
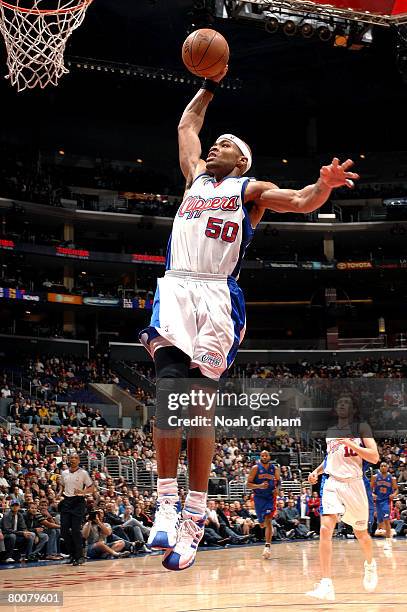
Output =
[
  {"x1": 306, "y1": 394, "x2": 379, "y2": 601},
  {"x1": 140, "y1": 67, "x2": 360, "y2": 572},
  {"x1": 371, "y1": 461, "x2": 398, "y2": 551},
  {"x1": 247, "y1": 450, "x2": 280, "y2": 559}
]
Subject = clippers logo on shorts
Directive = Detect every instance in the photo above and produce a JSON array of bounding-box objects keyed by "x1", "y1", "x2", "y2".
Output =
[
  {"x1": 201, "y1": 352, "x2": 223, "y2": 368},
  {"x1": 178, "y1": 195, "x2": 239, "y2": 219}
]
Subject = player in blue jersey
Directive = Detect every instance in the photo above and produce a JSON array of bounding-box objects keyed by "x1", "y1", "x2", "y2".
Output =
[
  {"x1": 371, "y1": 461, "x2": 398, "y2": 551},
  {"x1": 247, "y1": 450, "x2": 280, "y2": 559},
  {"x1": 140, "y1": 66, "x2": 360, "y2": 572}
]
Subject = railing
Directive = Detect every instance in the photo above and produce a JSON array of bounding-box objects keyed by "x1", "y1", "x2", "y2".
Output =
[
  {"x1": 80, "y1": 451, "x2": 104, "y2": 474},
  {"x1": 337, "y1": 336, "x2": 386, "y2": 350},
  {"x1": 228, "y1": 480, "x2": 247, "y2": 500}
]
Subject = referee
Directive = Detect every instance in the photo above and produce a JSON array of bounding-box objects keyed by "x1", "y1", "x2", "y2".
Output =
[{"x1": 58, "y1": 453, "x2": 94, "y2": 565}]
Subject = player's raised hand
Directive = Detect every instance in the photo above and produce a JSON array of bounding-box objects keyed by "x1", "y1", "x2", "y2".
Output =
[
  {"x1": 320, "y1": 158, "x2": 359, "y2": 189},
  {"x1": 211, "y1": 64, "x2": 228, "y2": 83}
]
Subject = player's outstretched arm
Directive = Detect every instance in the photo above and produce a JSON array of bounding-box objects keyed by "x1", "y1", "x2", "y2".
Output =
[
  {"x1": 247, "y1": 158, "x2": 359, "y2": 215},
  {"x1": 178, "y1": 66, "x2": 228, "y2": 187}
]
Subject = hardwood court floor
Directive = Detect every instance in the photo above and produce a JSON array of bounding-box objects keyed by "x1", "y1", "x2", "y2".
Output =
[{"x1": 1, "y1": 539, "x2": 405, "y2": 612}]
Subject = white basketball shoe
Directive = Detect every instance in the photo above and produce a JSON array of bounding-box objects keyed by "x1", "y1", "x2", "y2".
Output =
[
  {"x1": 262, "y1": 545, "x2": 272, "y2": 560},
  {"x1": 147, "y1": 495, "x2": 181, "y2": 550},
  {"x1": 363, "y1": 559, "x2": 378, "y2": 592},
  {"x1": 306, "y1": 579, "x2": 335, "y2": 601},
  {"x1": 162, "y1": 510, "x2": 205, "y2": 571}
]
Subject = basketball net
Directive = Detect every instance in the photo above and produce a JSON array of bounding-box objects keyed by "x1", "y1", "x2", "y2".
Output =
[{"x1": 0, "y1": 0, "x2": 93, "y2": 92}]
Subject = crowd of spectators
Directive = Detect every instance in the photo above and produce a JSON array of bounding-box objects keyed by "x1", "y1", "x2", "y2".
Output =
[
  {"x1": 1, "y1": 354, "x2": 407, "y2": 565},
  {"x1": 130, "y1": 356, "x2": 407, "y2": 385},
  {"x1": 2, "y1": 354, "x2": 124, "y2": 403},
  {"x1": 233, "y1": 357, "x2": 407, "y2": 380},
  {"x1": 0, "y1": 418, "x2": 405, "y2": 565}
]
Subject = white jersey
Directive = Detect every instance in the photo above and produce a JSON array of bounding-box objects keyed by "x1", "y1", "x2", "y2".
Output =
[
  {"x1": 167, "y1": 173, "x2": 254, "y2": 278},
  {"x1": 325, "y1": 435, "x2": 364, "y2": 480}
]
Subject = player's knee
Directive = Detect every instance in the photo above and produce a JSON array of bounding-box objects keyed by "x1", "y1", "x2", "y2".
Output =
[
  {"x1": 354, "y1": 527, "x2": 368, "y2": 539},
  {"x1": 155, "y1": 377, "x2": 182, "y2": 430},
  {"x1": 155, "y1": 346, "x2": 190, "y2": 379},
  {"x1": 320, "y1": 523, "x2": 334, "y2": 539}
]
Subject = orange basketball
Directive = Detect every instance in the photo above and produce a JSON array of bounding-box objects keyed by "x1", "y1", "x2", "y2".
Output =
[{"x1": 182, "y1": 29, "x2": 229, "y2": 79}]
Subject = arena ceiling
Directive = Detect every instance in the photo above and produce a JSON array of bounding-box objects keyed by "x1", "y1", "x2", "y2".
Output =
[{"x1": 0, "y1": 1, "x2": 406, "y2": 161}]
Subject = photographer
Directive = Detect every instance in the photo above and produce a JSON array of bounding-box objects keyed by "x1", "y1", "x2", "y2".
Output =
[{"x1": 82, "y1": 509, "x2": 130, "y2": 560}]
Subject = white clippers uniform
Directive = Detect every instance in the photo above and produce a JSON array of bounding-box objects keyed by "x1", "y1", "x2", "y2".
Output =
[
  {"x1": 320, "y1": 431, "x2": 370, "y2": 530},
  {"x1": 139, "y1": 173, "x2": 255, "y2": 380}
]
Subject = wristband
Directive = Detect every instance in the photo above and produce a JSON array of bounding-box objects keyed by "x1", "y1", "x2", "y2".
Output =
[{"x1": 201, "y1": 78, "x2": 218, "y2": 94}]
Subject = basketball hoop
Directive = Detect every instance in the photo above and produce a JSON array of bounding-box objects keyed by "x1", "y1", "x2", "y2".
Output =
[{"x1": 0, "y1": 0, "x2": 93, "y2": 91}]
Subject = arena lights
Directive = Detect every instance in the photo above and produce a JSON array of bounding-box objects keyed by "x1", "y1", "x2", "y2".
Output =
[
  {"x1": 299, "y1": 22, "x2": 314, "y2": 38},
  {"x1": 263, "y1": 12, "x2": 335, "y2": 41},
  {"x1": 66, "y1": 56, "x2": 243, "y2": 90},
  {"x1": 218, "y1": 1, "x2": 386, "y2": 49},
  {"x1": 218, "y1": 1, "x2": 407, "y2": 26}
]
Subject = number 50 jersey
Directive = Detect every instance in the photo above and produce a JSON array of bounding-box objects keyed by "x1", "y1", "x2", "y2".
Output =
[{"x1": 167, "y1": 173, "x2": 255, "y2": 279}]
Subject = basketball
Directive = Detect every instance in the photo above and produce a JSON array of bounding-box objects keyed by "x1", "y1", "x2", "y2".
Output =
[{"x1": 182, "y1": 29, "x2": 229, "y2": 79}]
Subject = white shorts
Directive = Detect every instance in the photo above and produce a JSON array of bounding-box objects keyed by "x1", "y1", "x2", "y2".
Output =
[
  {"x1": 139, "y1": 271, "x2": 246, "y2": 380},
  {"x1": 321, "y1": 476, "x2": 369, "y2": 531}
]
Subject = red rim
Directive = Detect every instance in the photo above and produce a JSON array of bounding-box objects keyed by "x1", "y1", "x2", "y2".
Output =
[{"x1": 0, "y1": 0, "x2": 92, "y2": 14}]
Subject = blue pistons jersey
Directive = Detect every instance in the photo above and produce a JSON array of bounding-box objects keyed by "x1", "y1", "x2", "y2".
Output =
[
  {"x1": 253, "y1": 461, "x2": 276, "y2": 499},
  {"x1": 166, "y1": 173, "x2": 255, "y2": 279},
  {"x1": 373, "y1": 473, "x2": 393, "y2": 501}
]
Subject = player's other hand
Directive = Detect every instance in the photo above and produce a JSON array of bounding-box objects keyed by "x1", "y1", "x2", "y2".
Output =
[
  {"x1": 258, "y1": 482, "x2": 268, "y2": 489},
  {"x1": 211, "y1": 64, "x2": 228, "y2": 83},
  {"x1": 336, "y1": 437, "x2": 354, "y2": 447},
  {"x1": 308, "y1": 471, "x2": 318, "y2": 485},
  {"x1": 320, "y1": 158, "x2": 359, "y2": 189}
]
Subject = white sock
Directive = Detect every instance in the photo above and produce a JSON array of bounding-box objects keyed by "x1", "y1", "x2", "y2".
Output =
[
  {"x1": 386, "y1": 538, "x2": 392, "y2": 543},
  {"x1": 184, "y1": 490, "x2": 207, "y2": 518},
  {"x1": 157, "y1": 477, "x2": 178, "y2": 500}
]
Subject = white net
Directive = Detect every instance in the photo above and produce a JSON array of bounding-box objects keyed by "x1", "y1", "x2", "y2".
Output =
[{"x1": 0, "y1": 0, "x2": 93, "y2": 91}]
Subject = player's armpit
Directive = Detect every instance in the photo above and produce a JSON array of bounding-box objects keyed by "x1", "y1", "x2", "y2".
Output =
[{"x1": 182, "y1": 159, "x2": 207, "y2": 196}]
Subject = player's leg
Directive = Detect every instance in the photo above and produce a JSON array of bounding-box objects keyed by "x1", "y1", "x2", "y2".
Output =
[
  {"x1": 378, "y1": 501, "x2": 392, "y2": 549},
  {"x1": 163, "y1": 372, "x2": 216, "y2": 571},
  {"x1": 383, "y1": 519, "x2": 392, "y2": 549},
  {"x1": 354, "y1": 527, "x2": 374, "y2": 562},
  {"x1": 343, "y1": 480, "x2": 378, "y2": 592},
  {"x1": 306, "y1": 515, "x2": 337, "y2": 601},
  {"x1": 148, "y1": 346, "x2": 190, "y2": 550},
  {"x1": 262, "y1": 515, "x2": 273, "y2": 559},
  {"x1": 353, "y1": 528, "x2": 378, "y2": 591},
  {"x1": 319, "y1": 514, "x2": 337, "y2": 578}
]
